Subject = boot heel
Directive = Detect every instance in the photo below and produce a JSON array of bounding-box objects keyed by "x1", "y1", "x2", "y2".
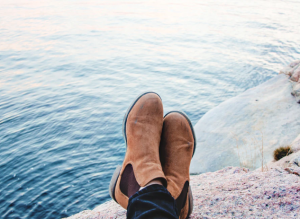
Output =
[{"x1": 109, "y1": 165, "x2": 122, "y2": 202}]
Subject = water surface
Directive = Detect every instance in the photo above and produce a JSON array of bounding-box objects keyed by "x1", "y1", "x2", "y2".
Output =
[{"x1": 0, "y1": 0, "x2": 299, "y2": 218}]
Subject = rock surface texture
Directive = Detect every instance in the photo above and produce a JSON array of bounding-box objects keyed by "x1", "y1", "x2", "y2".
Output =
[
  {"x1": 280, "y1": 60, "x2": 300, "y2": 103},
  {"x1": 191, "y1": 61, "x2": 300, "y2": 173},
  {"x1": 66, "y1": 166, "x2": 300, "y2": 219}
]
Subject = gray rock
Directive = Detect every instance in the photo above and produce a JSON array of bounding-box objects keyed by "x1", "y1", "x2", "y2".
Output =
[{"x1": 191, "y1": 73, "x2": 300, "y2": 173}]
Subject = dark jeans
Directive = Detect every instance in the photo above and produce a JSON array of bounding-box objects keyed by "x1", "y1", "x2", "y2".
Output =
[{"x1": 127, "y1": 184, "x2": 179, "y2": 219}]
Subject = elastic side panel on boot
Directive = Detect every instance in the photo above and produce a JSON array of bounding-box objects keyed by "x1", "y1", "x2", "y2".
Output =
[
  {"x1": 176, "y1": 181, "x2": 189, "y2": 212},
  {"x1": 120, "y1": 164, "x2": 140, "y2": 197}
]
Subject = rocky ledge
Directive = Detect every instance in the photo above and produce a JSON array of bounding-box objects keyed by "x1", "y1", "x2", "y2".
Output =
[
  {"x1": 67, "y1": 144, "x2": 300, "y2": 219},
  {"x1": 66, "y1": 166, "x2": 300, "y2": 218},
  {"x1": 66, "y1": 61, "x2": 300, "y2": 218}
]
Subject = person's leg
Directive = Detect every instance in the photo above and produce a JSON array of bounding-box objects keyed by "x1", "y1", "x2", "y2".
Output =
[{"x1": 127, "y1": 184, "x2": 178, "y2": 219}]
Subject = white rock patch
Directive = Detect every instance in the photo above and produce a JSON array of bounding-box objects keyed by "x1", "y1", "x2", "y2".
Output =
[{"x1": 191, "y1": 63, "x2": 300, "y2": 173}]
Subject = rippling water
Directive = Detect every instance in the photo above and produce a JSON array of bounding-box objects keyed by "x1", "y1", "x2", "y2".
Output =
[{"x1": 0, "y1": 0, "x2": 299, "y2": 218}]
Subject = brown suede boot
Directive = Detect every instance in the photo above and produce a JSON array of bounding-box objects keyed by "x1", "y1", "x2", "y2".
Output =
[
  {"x1": 109, "y1": 92, "x2": 167, "y2": 209},
  {"x1": 160, "y1": 111, "x2": 196, "y2": 219}
]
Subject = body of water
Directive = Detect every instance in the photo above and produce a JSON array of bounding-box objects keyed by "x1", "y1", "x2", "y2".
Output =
[{"x1": 0, "y1": 0, "x2": 299, "y2": 218}]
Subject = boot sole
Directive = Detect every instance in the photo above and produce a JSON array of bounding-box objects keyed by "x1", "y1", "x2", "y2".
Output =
[
  {"x1": 109, "y1": 91, "x2": 162, "y2": 202},
  {"x1": 109, "y1": 165, "x2": 122, "y2": 202}
]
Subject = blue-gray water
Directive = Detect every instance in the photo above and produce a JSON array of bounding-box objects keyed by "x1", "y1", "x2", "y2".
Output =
[{"x1": 0, "y1": 0, "x2": 299, "y2": 218}]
